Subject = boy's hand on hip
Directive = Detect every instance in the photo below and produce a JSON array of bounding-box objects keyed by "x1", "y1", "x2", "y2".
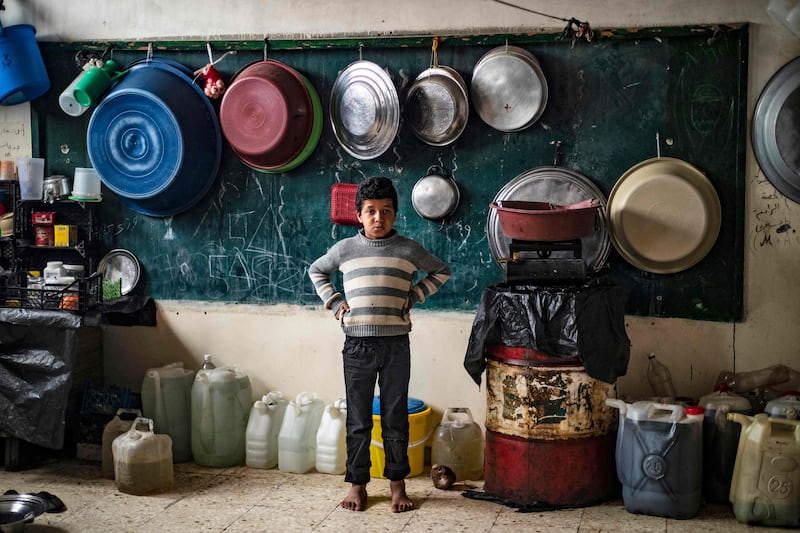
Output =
[{"x1": 336, "y1": 302, "x2": 350, "y2": 320}]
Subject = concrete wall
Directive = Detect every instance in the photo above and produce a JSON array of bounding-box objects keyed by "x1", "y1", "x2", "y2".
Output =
[{"x1": 4, "y1": 1, "x2": 799, "y2": 425}]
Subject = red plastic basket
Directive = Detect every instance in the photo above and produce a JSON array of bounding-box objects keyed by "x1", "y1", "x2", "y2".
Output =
[{"x1": 330, "y1": 183, "x2": 360, "y2": 225}]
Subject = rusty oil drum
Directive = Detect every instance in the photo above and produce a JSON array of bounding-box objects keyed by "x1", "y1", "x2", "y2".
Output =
[{"x1": 483, "y1": 344, "x2": 619, "y2": 507}]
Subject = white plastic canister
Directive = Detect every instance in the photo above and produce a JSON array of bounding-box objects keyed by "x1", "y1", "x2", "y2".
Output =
[
  {"x1": 190, "y1": 366, "x2": 252, "y2": 467},
  {"x1": 246, "y1": 391, "x2": 289, "y2": 469},
  {"x1": 431, "y1": 407, "x2": 484, "y2": 482},
  {"x1": 141, "y1": 362, "x2": 195, "y2": 462},
  {"x1": 316, "y1": 398, "x2": 347, "y2": 475},
  {"x1": 112, "y1": 417, "x2": 173, "y2": 495},
  {"x1": 278, "y1": 392, "x2": 325, "y2": 473},
  {"x1": 101, "y1": 408, "x2": 142, "y2": 479}
]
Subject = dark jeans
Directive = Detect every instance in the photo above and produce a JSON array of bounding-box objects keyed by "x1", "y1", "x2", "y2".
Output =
[{"x1": 342, "y1": 334, "x2": 411, "y2": 484}]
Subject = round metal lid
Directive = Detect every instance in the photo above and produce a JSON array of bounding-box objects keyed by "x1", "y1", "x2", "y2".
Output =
[
  {"x1": 405, "y1": 66, "x2": 469, "y2": 146},
  {"x1": 486, "y1": 166, "x2": 610, "y2": 272},
  {"x1": 471, "y1": 45, "x2": 548, "y2": 132},
  {"x1": 607, "y1": 157, "x2": 721, "y2": 274},
  {"x1": 330, "y1": 60, "x2": 400, "y2": 160},
  {"x1": 753, "y1": 56, "x2": 800, "y2": 204}
]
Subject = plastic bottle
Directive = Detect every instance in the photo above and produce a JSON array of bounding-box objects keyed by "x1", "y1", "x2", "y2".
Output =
[
  {"x1": 315, "y1": 398, "x2": 347, "y2": 475},
  {"x1": 431, "y1": 407, "x2": 484, "y2": 482},
  {"x1": 101, "y1": 408, "x2": 142, "y2": 479},
  {"x1": 202, "y1": 354, "x2": 216, "y2": 370},
  {"x1": 647, "y1": 353, "x2": 677, "y2": 398},
  {"x1": 141, "y1": 362, "x2": 196, "y2": 463},
  {"x1": 112, "y1": 417, "x2": 174, "y2": 495},
  {"x1": 246, "y1": 391, "x2": 288, "y2": 469},
  {"x1": 278, "y1": 392, "x2": 325, "y2": 473}
]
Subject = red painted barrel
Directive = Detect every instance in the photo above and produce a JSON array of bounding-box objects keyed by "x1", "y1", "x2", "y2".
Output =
[{"x1": 483, "y1": 344, "x2": 618, "y2": 507}]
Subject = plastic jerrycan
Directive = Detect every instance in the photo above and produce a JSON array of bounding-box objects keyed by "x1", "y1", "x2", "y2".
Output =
[
  {"x1": 606, "y1": 399, "x2": 704, "y2": 519},
  {"x1": 698, "y1": 386, "x2": 753, "y2": 503},
  {"x1": 246, "y1": 391, "x2": 288, "y2": 469},
  {"x1": 141, "y1": 362, "x2": 196, "y2": 463},
  {"x1": 764, "y1": 392, "x2": 800, "y2": 420},
  {"x1": 112, "y1": 417, "x2": 173, "y2": 496},
  {"x1": 316, "y1": 398, "x2": 347, "y2": 475},
  {"x1": 191, "y1": 365, "x2": 252, "y2": 467},
  {"x1": 728, "y1": 413, "x2": 800, "y2": 527},
  {"x1": 431, "y1": 407, "x2": 484, "y2": 481},
  {"x1": 278, "y1": 392, "x2": 325, "y2": 473},
  {"x1": 101, "y1": 408, "x2": 142, "y2": 479}
]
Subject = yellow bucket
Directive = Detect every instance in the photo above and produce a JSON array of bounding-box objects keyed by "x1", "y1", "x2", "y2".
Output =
[{"x1": 370, "y1": 406, "x2": 431, "y2": 478}]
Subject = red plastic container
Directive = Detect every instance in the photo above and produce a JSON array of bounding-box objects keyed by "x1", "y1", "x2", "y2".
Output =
[
  {"x1": 490, "y1": 198, "x2": 600, "y2": 241},
  {"x1": 330, "y1": 183, "x2": 360, "y2": 225}
]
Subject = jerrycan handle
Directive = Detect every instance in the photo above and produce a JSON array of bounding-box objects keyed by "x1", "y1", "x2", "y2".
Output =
[
  {"x1": 149, "y1": 370, "x2": 170, "y2": 431},
  {"x1": 198, "y1": 374, "x2": 214, "y2": 453},
  {"x1": 442, "y1": 407, "x2": 473, "y2": 426},
  {"x1": 605, "y1": 398, "x2": 628, "y2": 415},
  {"x1": 649, "y1": 402, "x2": 684, "y2": 423},
  {"x1": 130, "y1": 417, "x2": 155, "y2": 435}
]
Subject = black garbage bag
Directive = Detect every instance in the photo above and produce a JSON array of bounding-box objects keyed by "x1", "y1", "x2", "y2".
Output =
[
  {"x1": 464, "y1": 279, "x2": 630, "y2": 386},
  {"x1": 0, "y1": 310, "x2": 82, "y2": 449}
]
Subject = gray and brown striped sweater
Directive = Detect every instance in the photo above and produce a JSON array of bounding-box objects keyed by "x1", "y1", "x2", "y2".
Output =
[{"x1": 308, "y1": 230, "x2": 450, "y2": 337}]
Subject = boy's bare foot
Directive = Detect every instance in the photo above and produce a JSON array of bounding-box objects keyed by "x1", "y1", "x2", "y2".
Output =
[
  {"x1": 341, "y1": 484, "x2": 367, "y2": 511},
  {"x1": 390, "y1": 479, "x2": 414, "y2": 513}
]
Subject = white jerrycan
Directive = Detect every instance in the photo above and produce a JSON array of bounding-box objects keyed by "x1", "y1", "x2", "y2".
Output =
[
  {"x1": 316, "y1": 398, "x2": 347, "y2": 475},
  {"x1": 246, "y1": 391, "x2": 288, "y2": 469}
]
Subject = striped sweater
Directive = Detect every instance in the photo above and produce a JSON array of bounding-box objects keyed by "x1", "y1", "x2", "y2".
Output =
[{"x1": 308, "y1": 230, "x2": 450, "y2": 337}]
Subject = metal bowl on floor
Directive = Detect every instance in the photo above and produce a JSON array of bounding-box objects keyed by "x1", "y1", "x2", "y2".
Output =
[{"x1": 0, "y1": 494, "x2": 47, "y2": 532}]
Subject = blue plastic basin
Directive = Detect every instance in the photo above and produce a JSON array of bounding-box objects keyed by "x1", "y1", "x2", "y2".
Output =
[
  {"x1": 87, "y1": 58, "x2": 221, "y2": 217},
  {"x1": 0, "y1": 24, "x2": 51, "y2": 106}
]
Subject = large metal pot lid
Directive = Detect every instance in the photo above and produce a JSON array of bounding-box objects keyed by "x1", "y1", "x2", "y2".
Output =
[
  {"x1": 607, "y1": 157, "x2": 721, "y2": 274},
  {"x1": 753, "y1": 56, "x2": 800, "y2": 204},
  {"x1": 405, "y1": 66, "x2": 469, "y2": 146},
  {"x1": 487, "y1": 166, "x2": 610, "y2": 272},
  {"x1": 330, "y1": 60, "x2": 400, "y2": 160},
  {"x1": 470, "y1": 45, "x2": 548, "y2": 132}
]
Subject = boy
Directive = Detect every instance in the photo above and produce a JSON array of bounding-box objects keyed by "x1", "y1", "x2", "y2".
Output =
[{"x1": 308, "y1": 176, "x2": 450, "y2": 513}]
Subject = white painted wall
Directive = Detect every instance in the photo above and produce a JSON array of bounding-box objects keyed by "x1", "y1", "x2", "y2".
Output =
[{"x1": 5, "y1": 1, "x2": 799, "y2": 426}]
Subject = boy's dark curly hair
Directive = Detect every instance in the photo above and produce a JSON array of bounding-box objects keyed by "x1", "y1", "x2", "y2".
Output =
[{"x1": 356, "y1": 176, "x2": 398, "y2": 212}]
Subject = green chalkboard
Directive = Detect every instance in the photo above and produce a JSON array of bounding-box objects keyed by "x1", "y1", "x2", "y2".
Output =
[{"x1": 34, "y1": 25, "x2": 746, "y2": 321}]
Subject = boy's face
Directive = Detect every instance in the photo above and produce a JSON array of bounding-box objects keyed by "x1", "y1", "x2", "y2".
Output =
[{"x1": 357, "y1": 198, "x2": 396, "y2": 239}]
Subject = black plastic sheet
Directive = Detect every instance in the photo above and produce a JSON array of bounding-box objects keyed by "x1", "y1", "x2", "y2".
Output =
[
  {"x1": 464, "y1": 279, "x2": 630, "y2": 386},
  {"x1": 0, "y1": 310, "x2": 82, "y2": 449}
]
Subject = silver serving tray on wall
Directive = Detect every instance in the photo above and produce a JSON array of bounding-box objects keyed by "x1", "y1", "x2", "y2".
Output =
[{"x1": 753, "y1": 56, "x2": 800, "y2": 204}]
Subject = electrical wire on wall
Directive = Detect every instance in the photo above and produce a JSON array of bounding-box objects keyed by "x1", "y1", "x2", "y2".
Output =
[{"x1": 491, "y1": 0, "x2": 593, "y2": 46}]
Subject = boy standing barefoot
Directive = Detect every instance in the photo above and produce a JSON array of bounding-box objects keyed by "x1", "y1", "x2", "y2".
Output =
[{"x1": 309, "y1": 177, "x2": 450, "y2": 512}]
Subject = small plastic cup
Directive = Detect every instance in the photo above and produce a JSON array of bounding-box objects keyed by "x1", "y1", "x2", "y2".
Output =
[{"x1": 16, "y1": 157, "x2": 45, "y2": 200}]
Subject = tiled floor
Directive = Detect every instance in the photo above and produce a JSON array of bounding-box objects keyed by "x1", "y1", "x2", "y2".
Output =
[{"x1": 0, "y1": 457, "x2": 784, "y2": 532}]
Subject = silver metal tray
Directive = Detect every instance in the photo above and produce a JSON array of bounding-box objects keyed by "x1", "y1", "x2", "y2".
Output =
[
  {"x1": 98, "y1": 248, "x2": 141, "y2": 295},
  {"x1": 486, "y1": 166, "x2": 610, "y2": 272},
  {"x1": 753, "y1": 56, "x2": 800, "y2": 204},
  {"x1": 471, "y1": 45, "x2": 548, "y2": 132},
  {"x1": 330, "y1": 60, "x2": 400, "y2": 160}
]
